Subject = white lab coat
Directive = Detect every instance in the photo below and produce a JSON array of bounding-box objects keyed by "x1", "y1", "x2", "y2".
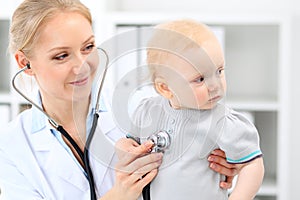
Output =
[{"x1": 0, "y1": 104, "x2": 124, "y2": 199}]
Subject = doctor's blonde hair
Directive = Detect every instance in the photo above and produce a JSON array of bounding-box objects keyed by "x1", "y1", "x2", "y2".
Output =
[{"x1": 9, "y1": 0, "x2": 92, "y2": 58}]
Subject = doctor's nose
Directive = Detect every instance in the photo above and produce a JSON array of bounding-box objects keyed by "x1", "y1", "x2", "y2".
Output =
[{"x1": 72, "y1": 54, "x2": 87, "y2": 74}]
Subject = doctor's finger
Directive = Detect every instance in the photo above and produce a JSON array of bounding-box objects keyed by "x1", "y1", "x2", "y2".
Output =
[
  {"x1": 210, "y1": 149, "x2": 226, "y2": 158},
  {"x1": 115, "y1": 138, "x2": 140, "y2": 160},
  {"x1": 115, "y1": 138, "x2": 140, "y2": 155},
  {"x1": 117, "y1": 152, "x2": 163, "y2": 174},
  {"x1": 131, "y1": 140, "x2": 154, "y2": 155},
  {"x1": 208, "y1": 154, "x2": 238, "y2": 172},
  {"x1": 114, "y1": 155, "x2": 161, "y2": 188},
  {"x1": 209, "y1": 149, "x2": 241, "y2": 170},
  {"x1": 120, "y1": 158, "x2": 161, "y2": 187},
  {"x1": 219, "y1": 176, "x2": 234, "y2": 189},
  {"x1": 114, "y1": 168, "x2": 159, "y2": 198},
  {"x1": 130, "y1": 156, "x2": 162, "y2": 181},
  {"x1": 136, "y1": 169, "x2": 158, "y2": 188},
  {"x1": 118, "y1": 140, "x2": 155, "y2": 166},
  {"x1": 209, "y1": 161, "x2": 238, "y2": 177},
  {"x1": 128, "y1": 152, "x2": 163, "y2": 174},
  {"x1": 115, "y1": 138, "x2": 140, "y2": 150}
]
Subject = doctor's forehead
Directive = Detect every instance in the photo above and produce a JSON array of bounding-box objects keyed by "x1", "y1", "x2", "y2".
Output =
[{"x1": 33, "y1": 12, "x2": 93, "y2": 52}]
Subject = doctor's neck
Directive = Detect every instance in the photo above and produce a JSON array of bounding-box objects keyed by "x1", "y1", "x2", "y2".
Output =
[{"x1": 41, "y1": 94, "x2": 90, "y2": 136}]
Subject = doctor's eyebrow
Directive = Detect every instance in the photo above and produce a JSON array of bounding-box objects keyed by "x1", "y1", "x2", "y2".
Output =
[{"x1": 47, "y1": 35, "x2": 95, "y2": 53}]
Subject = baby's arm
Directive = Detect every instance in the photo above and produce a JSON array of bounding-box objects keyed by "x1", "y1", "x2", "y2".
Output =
[{"x1": 229, "y1": 157, "x2": 264, "y2": 200}]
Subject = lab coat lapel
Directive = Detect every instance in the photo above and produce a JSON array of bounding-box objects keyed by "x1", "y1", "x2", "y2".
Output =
[
  {"x1": 29, "y1": 93, "x2": 89, "y2": 195},
  {"x1": 30, "y1": 106, "x2": 120, "y2": 196},
  {"x1": 6, "y1": 116, "x2": 55, "y2": 199},
  {"x1": 32, "y1": 129, "x2": 89, "y2": 193},
  {"x1": 90, "y1": 111, "x2": 118, "y2": 189}
]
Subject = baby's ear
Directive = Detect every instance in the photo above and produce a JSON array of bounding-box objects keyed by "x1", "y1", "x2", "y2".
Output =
[
  {"x1": 14, "y1": 51, "x2": 34, "y2": 76},
  {"x1": 154, "y1": 77, "x2": 173, "y2": 99}
]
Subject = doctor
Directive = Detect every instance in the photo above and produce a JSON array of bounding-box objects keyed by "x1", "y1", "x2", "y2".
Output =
[{"x1": 0, "y1": 0, "x2": 238, "y2": 199}]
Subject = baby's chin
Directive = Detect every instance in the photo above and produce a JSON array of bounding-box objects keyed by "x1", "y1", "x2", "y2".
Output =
[{"x1": 173, "y1": 102, "x2": 218, "y2": 110}]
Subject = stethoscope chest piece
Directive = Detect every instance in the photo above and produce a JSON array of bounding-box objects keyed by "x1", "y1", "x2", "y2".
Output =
[{"x1": 147, "y1": 131, "x2": 171, "y2": 153}]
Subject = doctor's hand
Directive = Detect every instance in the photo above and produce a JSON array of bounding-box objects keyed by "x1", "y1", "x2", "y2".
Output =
[
  {"x1": 208, "y1": 149, "x2": 240, "y2": 189},
  {"x1": 107, "y1": 138, "x2": 163, "y2": 200}
]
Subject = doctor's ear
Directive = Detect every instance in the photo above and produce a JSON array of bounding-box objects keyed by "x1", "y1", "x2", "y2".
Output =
[
  {"x1": 15, "y1": 51, "x2": 34, "y2": 76},
  {"x1": 154, "y1": 77, "x2": 173, "y2": 99}
]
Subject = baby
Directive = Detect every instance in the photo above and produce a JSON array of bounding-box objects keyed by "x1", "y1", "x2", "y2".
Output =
[{"x1": 130, "y1": 19, "x2": 264, "y2": 200}]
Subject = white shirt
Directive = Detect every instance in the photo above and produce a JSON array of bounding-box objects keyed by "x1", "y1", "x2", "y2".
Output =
[{"x1": 133, "y1": 96, "x2": 262, "y2": 200}]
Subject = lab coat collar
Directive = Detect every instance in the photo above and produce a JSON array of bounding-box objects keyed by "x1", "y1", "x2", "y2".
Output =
[
  {"x1": 44, "y1": 133, "x2": 89, "y2": 192},
  {"x1": 29, "y1": 89, "x2": 117, "y2": 194},
  {"x1": 31, "y1": 91, "x2": 48, "y2": 133},
  {"x1": 98, "y1": 111, "x2": 116, "y2": 134},
  {"x1": 28, "y1": 91, "x2": 89, "y2": 192},
  {"x1": 30, "y1": 89, "x2": 108, "y2": 134},
  {"x1": 31, "y1": 127, "x2": 90, "y2": 193},
  {"x1": 89, "y1": 122, "x2": 116, "y2": 190}
]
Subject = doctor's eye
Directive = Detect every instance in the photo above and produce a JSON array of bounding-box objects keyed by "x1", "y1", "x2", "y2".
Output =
[
  {"x1": 82, "y1": 43, "x2": 95, "y2": 54},
  {"x1": 54, "y1": 53, "x2": 68, "y2": 61}
]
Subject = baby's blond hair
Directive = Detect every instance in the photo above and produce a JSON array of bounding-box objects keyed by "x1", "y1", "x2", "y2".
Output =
[{"x1": 147, "y1": 19, "x2": 218, "y2": 81}]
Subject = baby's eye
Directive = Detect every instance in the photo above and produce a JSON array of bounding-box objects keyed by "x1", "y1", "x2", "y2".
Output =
[
  {"x1": 217, "y1": 67, "x2": 225, "y2": 76},
  {"x1": 192, "y1": 76, "x2": 205, "y2": 83}
]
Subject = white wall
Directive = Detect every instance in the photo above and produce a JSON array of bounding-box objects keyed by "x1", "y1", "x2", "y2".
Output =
[
  {"x1": 0, "y1": 0, "x2": 22, "y2": 18},
  {"x1": 114, "y1": 0, "x2": 289, "y2": 13},
  {"x1": 289, "y1": 14, "x2": 300, "y2": 199}
]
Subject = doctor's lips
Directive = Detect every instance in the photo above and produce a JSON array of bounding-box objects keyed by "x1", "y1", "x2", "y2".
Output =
[{"x1": 69, "y1": 77, "x2": 89, "y2": 86}]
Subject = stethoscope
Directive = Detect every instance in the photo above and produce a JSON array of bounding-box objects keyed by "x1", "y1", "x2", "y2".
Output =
[
  {"x1": 12, "y1": 47, "x2": 109, "y2": 200},
  {"x1": 126, "y1": 131, "x2": 171, "y2": 200}
]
